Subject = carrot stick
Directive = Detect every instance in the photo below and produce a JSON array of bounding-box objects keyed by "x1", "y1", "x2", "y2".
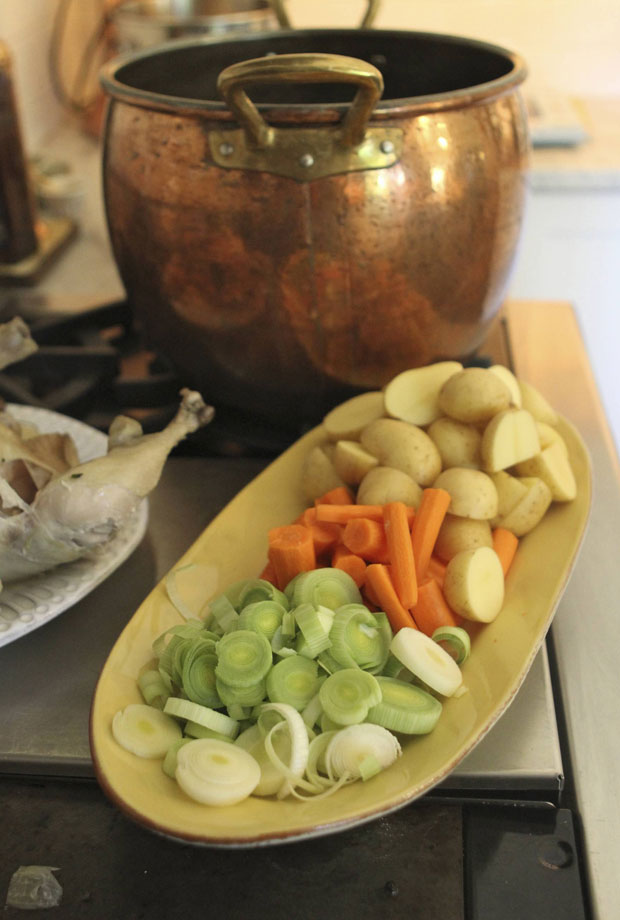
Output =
[
  {"x1": 316, "y1": 503, "x2": 415, "y2": 526},
  {"x1": 365, "y1": 564, "x2": 417, "y2": 633},
  {"x1": 259, "y1": 559, "x2": 278, "y2": 584},
  {"x1": 342, "y1": 517, "x2": 390, "y2": 563},
  {"x1": 267, "y1": 524, "x2": 316, "y2": 591},
  {"x1": 411, "y1": 578, "x2": 461, "y2": 637},
  {"x1": 492, "y1": 527, "x2": 519, "y2": 576},
  {"x1": 427, "y1": 555, "x2": 447, "y2": 588},
  {"x1": 314, "y1": 486, "x2": 355, "y2": 505},
  {"x1": 383, "y1": 501, "x2": 418, "y2": 609},
  {"x1": 331, "y1": 544, "x2": 367, "y2": 588},
  {"x1": 309, "y1": 520, "x2": 343, "y2": 560},
  {"x1": 410, "y1": 488, "x2": 452, "y2": 582}
]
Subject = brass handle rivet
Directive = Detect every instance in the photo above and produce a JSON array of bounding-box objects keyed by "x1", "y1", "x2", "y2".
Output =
[
  {"x1": 219, "y1": 142, "x2": 235, "y2": 156},
  {"x1": 380, "y1": 139, "x2": 395, "y2": 154},
  {"x1": 299, "y1": 153, "x2": 315, "y2": 168}
]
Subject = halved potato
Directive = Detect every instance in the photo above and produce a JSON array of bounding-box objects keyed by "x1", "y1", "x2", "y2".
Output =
[
  {"x1": 480, "y1": 408, "x2": 540, "y2": 472},
  {"x1": 332, "y1": 440, "x2": 379, "y2": 485},
  {"x1": 490, "y1": 470, "x2": 529, "y2": 522},
  {"x1": 322, "y1": 391, "x2": 385, "y2": 441},
  {"x1": 518, "y1": 379, "x2": 559, "y2": 425},
  {"x1": 427, "y1": 417, "x2": 481, "y2": 470},
  {"x1": 383, "y1": 361, "x2": 462, "y2": 426},
  {"x1": 515, "y1": 442, "x2": 577, "y2": 502},
  {"x1": 495, "y1": 476, "x2": 553, "y2": 536},
  {"x1": 434, "y1": 515, "x2": 493, "y2": 562},
  {"x1": 360, "y1": 418, "x2": 441, "y2": 486},
  {"x1": 438, "y1": 367, "x2": 512, "y2": 424},
  {"x1": 357, "y1": 465, "x2": 423, "y2": 507},
  {"x1": 489, "y1": 365, "x2": 522, "y2": 407},
  {"x1": 536, "y1": 421, "x2": 569, "y2": 455},
  {"x1": 433, "y1": 468, "x2": 498, "y2": 520},
  {"x1": 443, "y1": 546, "x2": 505, "y2": 622},
  {"x1": 301, "y1": 445, "x2": 346, "y2": 501}
]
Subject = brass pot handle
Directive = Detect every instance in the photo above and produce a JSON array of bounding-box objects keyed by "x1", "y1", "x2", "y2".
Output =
[
  {"x1": 269, "y1": 0, "x2": 380, "y2": 29},
  {"x1": 217, "y1": 52, "x2": 384, "y2": 149}
]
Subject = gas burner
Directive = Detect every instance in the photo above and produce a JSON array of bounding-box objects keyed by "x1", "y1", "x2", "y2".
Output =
[{"x1": 0, "y1": 298, "x2": 301, "y2": 458}]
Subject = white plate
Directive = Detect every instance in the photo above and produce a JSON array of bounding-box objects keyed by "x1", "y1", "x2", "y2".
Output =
[{"x1": 0, "y1": 404, "x2": 149, "y2": 648}]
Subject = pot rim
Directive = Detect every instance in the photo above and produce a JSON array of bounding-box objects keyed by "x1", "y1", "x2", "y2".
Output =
[{"x1": 99, "y1": 28, "x2": 528, "y2": 121}]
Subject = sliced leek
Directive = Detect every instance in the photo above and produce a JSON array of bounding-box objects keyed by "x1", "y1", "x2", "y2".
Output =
[
  {"x1": 319, "y1": 668, "x2": 382, "y2": 725},
  {"x1": 289, "y1": 568, "x2": 362, "y2": 611},
  {"x1": 163, "y1": 697, "x2": 239, "y2": 739},
  {"x1": 293, "y1": 603, "x2": 333, "y2": 657},
  {"x1": 325, "y1": 724, "x2": 402, "y2": 781},
  {"x1": 175, "y1": 739, "x2": 261, "y2": 805},
  {"x1": 112, "y1": 703, "x2": 182, "y2": 759},
  {"x1": 330, "y1": 605, "x2": 390, "y2": 671},
  {"x1": 390, "y1": 627, "x2": 463, "y2": 697},
  {"x1": 215, "y1": 629, "x2": 273, "y2": 688},
  {"x1": 266, "y1": 654, "x2": 320, "y2": 711},
  {"x1": 366, "y1": 677, "x2": 443, "y2": 734},
  {"x1": 431, "y1": 626, "x2": 471, "y2": 665},
  {"x1": 181, "y1": 638, "x2": 220, "y2": 708},
  {"x1": 237, "y1": 600, "x2": 285, "y2": 641}
]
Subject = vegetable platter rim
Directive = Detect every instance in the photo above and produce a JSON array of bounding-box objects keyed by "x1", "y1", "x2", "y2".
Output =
[
  {"x1": 89, "y1": 413, "x2": 591, "y2": 847},
  {"x1": 0, "y1": 405, "x2": 149, "y2": 649}
]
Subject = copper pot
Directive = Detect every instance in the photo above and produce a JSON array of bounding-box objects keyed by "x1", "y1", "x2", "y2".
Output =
[{"x1": 100, "y1": 30, "x2": 529, "y2": 428}]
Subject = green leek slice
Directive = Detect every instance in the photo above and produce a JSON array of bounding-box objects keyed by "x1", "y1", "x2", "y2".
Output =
[
  {"x1": 431, "y1": 626, "x2": 471, "y2": 664},
  {"x1": 294, "y1": 604, "x2": 333, "y2": 657},
  {"x1": 366, "y1": 676, "x2": 443, "y2": 734},
  {"x1": 162, "y1": 738, "x2": 192, "y2": 778},
  {"x1": 181, "y1": 638, "x2": 220, "y2": 708},
  {"x1": 183, "y1": 720, "x2": 235, "y2": 743},
  {"x1": 138, "y1": 669, "x2": 169, "y2": 709},
  {"x1": 112, "y1": 703, "x2": 182, "y2": 758},
  {"x1": 215, "y1": 629, "x2": 273, "y2": 688},
  {"x1": 163, "y1": 697, "x2": 239, "y2": 739},
  {"x1": 258, "y1": 702, "x2": 310, "y2": 799},
  {"x1": 237, "y1": 600, "x2": 285, "y2": 641},
  {"x1": 209, "y1": 594, "x2": 239, "y2": 634},
  {"x1": 266, "y1": 654, "x2": 320, "y2": 711},
  {"x1": 215, "y1": 676, "x2": 267, "y2": 708},
  {"x1": 289, "y1": 568, "x2": 362, "y2": 611},
  {"x1": 330, "y1": 604, "x2": 389, "y2": 670},
  {"x1": 237, "y1": 578, "x2": 290, "y2": 611},
  {"x1": 319, "y1": 668, "x2": 382, "y2": 726}
]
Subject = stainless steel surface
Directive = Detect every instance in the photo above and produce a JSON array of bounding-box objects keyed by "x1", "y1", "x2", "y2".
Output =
[
  {"x1": 0, "y1": 451, "x2": 562, "y2": 795},
  {"x1": 505, "y1": 300, "x2": 620, "y2": 920}
]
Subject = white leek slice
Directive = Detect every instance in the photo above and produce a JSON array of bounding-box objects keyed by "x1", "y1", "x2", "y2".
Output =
[
  {"x1": 390, "y1": 627, "x2": 463, "y2": 697},
  {"x1": 112, "y1": 703, "x2": 182, "y2": 758},
  {"x1": 259, "y1": 702, "x2": 310, "y2": 799},
  {"x1": 175, "y1": 739, "x2": 260, "y2": 805},
  {"x1": 326, "y1": 724, "x2": 401, "y2": 781}
]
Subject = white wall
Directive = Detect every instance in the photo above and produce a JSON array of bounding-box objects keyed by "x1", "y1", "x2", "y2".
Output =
[{"x1": 288, "y1": 0, "x2": 620, "y2": 96}]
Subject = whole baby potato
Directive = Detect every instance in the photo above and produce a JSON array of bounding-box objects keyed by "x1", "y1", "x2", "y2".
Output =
[
  {"x1": 434, "y1": 514, "x2": 493, "y2": 562},
  {"x1": 433, "y1": 467, "x2": 499, "y2": 520},
  {"x1": 357, "y1": 465, "x2": 423, "y2": 507},
  {"x1": 438, "y1": 367, "x2": 512, "y2": 424},
  {"x1": 360, "y1": 418, "x2": 441, "y2": 486},
  {"x1": 427, "y1": 417, "x2": 481, "y2": 470}
]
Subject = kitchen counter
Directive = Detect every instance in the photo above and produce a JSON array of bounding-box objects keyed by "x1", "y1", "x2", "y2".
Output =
[{"x1": 0, "y1": 301, "x2": 617, "y2": 919}]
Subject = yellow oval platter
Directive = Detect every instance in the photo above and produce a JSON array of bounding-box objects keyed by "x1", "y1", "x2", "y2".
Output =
[{"x1": 90, "y1": 414, "x2": 591, "y2": 846}]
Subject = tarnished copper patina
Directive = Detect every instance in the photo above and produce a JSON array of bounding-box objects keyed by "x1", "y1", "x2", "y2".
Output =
[{"x1": 100, "y1": 30, "x2": 529, "y2": 427}]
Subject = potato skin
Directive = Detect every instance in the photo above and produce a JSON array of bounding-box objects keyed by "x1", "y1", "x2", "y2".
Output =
[
  {"x1": 433, "y1": 467, "x2": 498, "y2": 520},
  {"x1": 360, "y1": 418, "x2": 441, "y2": 486},
  {"x1": 434, "y1": 514, "x2": 493, "y2": 562},
  {"x1": 496, "y1": 476, "x2": 553, "y2": 536},
  {"x1": 357, "y1": 465, "x2": 423, "y2": 507},
  {"x1": 427, "y1": 417, "x2": 481, "y2": 470},
  {"x1": 438, "y1": 367, "x2": 512, "y2": 424}
]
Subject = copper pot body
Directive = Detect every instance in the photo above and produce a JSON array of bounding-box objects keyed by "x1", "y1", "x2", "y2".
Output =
[{"x1": 101, "y1": 30, "x2": 529, "y2": 427}]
